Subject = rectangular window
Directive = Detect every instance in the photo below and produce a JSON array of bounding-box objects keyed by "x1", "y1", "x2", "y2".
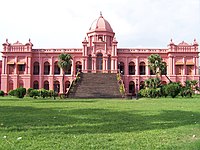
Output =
[
  {"x1": 18, "y1": 64, "x2": 25, "y2": 74},
  {"x1": 186, "y1": 65, "x2": 193, "y2": 75},
  {"x1": 175, "y1": 65, "x2": 183, "y2": 75},
  {"x1": 8, "y1": 65, "x2": 15, "y2": 74}
]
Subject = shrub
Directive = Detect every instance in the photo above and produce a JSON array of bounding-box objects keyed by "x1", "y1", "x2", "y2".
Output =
[
  {"x1": 161, "y1": 85, "x2": 168, "y2": 97},
  {"x1": 75, "y1": 76, "x2": 81, "y2": 83},
  {"x1": 40, "y1": 89, "x2": 49, "y2": 98},
  {"x1": 48, "y1": 90, "x2": 54, "y2": 97},
  {"x1": 119, "y1": 84, "x2": 125, "y2": 96},
  {"x1": 54, "y1": 91, "x2": 58, "y2": 97},
  {"x1": 27, "y1": 88, "x2": 34, "y2": 96},
  {"x1": 29, "y1": 89, "x2": 40, "y2": 99},
  {"x1": 8, "y1": 90, "x2": 16, "y2": 96},
  {"x1": 15, "y1": 87, "x2": 26, "y2": 98},
  {"x1": 139, "y1": 88, "x2": 161, "y2": 98},
  {"x1": 166, "y1": 82, "x2": 181, "y2": 98},
  {"x1": 0, "y1": 90, "x2": 4, "y2": 96},
  {"x1": 138, "y1": 89, "x2": 146, "y2": 97},
  {"x1": 180, "y1": 86, "x2": 193, "y2": 97}
]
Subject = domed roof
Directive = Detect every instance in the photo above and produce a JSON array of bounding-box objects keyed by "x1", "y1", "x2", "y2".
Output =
[{"x1": 89, "y1": 13, "x2": 113, "y2": 33}]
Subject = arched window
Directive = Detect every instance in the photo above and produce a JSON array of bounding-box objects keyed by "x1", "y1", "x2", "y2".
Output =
[
  {"x1": 96, "y1": 53, "x2": 103, "y2": 71},
  {"x1": 161, "y1": 81, "x2": 167, "y2": 85},
  {"x1": 44, "y1": 81, "x2": 49, "y2": 90},
  {"x1": 129, "y1": 81, "x2": 135, "y2": 94},
  {"x1": 33, "y1": 62, "x2": 39, "y2": 75},
  {"x1": 65, "y1": 81, "x2": 70, "y2": 93},
  {"x1": 19, "y1": 80, "x2": 24, "y2": 88},
  {"x1": 88, "y1": 54, "x2": 92, "y2": 73},
  {"x1": 8, "y1": 80, "x2": 13, "y2": 92},
  {"x1": 54, "y1": 62, "x2": 60, "y2": 75},
  {"x1": 150, "y1": 69, "x2": 155, "y2": 75},
  {"x1": 118, "y1": 62, "x2": 124, "y2": 75},
  {"x1": 129, "y1": 62, "x2": 135, "y2": 75},
  {"x1": 139, "y1": 62, "x2": 146, "y2": 75},
  {"x1": 44, "y1": 62, "x2": 50, "y2": 75},
  {"x1": 33, "y1": 81, "x2": 39, "y2": 89},
  {"x1": 75, "y1": 61, "x2": 81, "y2": 74},
  {"x1": 54, "y1": 80, "x2": 60, "y2": 93},
  {"x1": 108, "y1": 55, "x2": 111, "y2": 72},
  {"x1": 162, "y1": 62, "x2": 167, "y2": 75}
]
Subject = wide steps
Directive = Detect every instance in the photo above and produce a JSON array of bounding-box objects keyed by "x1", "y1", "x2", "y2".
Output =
[{"x1": 69, "y1": 73, "x2": 122, "y2": 98}]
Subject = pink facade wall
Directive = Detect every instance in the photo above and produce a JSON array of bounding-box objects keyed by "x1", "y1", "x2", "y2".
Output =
[
  {"x1": 1, "y1": 14, "x2": 199, "y2": 94},
  {"x1": 0, "y1": 60, "x2": 2, "y2": 89}
]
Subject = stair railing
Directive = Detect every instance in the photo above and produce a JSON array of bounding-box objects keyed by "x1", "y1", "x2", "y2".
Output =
[
  {"x1": 66, "y1": 71, "x2": 82, "y2": 98},
  {"x1": 165, "y1": 74, "x2": 172, "y2": 83},
  {"x1": 117, "y1": 73, "x2": 126, "y2": 98}
]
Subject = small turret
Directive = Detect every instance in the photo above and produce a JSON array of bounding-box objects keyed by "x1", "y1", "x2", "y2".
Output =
[
  {"x1": 2, "y1": 39, "x2": 11, "y2": 51},
  {"x1": 193, "y1": 38, "x2": 198, "y2": 46}
]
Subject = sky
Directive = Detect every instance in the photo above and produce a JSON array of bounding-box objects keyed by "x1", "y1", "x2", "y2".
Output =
[{"x1": 0, "y1": 0, "x2": 200, "y2": 49}]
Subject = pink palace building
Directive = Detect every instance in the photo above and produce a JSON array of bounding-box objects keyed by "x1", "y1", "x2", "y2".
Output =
[{"x1": 1, "y1": 14, "x2": 199, "y2": 94}]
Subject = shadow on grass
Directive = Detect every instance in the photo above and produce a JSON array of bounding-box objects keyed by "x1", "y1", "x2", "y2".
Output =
[
  {"x1": 0, "y1": 106, "x2": 199, "y2": 135},
  {"x1": 33, "y1": 99, "x2": 98, "y2": 103}
]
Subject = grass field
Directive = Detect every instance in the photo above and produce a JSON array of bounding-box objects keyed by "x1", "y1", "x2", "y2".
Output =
[{"x1": 0, "y1": 96, "x2": 200, "y2": 150}]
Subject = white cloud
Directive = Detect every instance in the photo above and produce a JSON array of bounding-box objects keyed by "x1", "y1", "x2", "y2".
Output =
[{"x1": 0, "y1": 0, "x2": 199, "y2": 49}]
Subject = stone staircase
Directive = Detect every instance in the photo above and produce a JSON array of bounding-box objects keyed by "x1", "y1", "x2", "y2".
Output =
[{"x1": 68, "y1": 73, "x2": 122, "y2": 98}]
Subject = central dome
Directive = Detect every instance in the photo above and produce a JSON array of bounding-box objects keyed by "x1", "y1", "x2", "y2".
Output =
[{"x1": 89, "y1": 13, "x2": 113, "y2": 33}]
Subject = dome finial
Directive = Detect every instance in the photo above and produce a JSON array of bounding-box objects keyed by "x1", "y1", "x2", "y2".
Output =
[
  {"x1": 169, "y1": 38, "x2": 174, "y2": 45},
  {"x1": 100, "y1": 11, "x2": 102, "y2": 16},
  {"x1": 193, "y1": 38, "x2": 198, "y2": 46}
]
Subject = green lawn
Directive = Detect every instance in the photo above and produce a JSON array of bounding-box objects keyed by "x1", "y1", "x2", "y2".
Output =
[{"x1": 0, "y1": 96, "x2": 200, "y2": 150}]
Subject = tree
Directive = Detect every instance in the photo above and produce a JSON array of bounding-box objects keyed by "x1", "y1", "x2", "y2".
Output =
[
  {"x1": 58, "y1": 53, "x2": 72, "y2": 94},
  {"x1": 166, "y1": 82, "x2": 181, "y2": 98},
  {"x1": 181, "y1": 80, "x2": 199, "y2": 97},
  {"x1": 140, "y1": 77, "x2": 162, "y2": 98},
  {"x1": 148, "y1": 54, "x2": 166, "y2": 77}
]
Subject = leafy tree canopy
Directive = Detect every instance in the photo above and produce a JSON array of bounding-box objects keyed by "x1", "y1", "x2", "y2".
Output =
[{"x1": 148, "y1": 54, "x2": 166, "y2": 76}]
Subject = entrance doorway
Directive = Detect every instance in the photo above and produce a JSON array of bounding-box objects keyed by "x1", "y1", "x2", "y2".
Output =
[{"x1": 96, "y1": 53, "x2": 103, "y2": 72}]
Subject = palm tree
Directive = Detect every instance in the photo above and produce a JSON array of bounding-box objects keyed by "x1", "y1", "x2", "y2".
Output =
[
  {"x1": 148, "y1": 54, "x2": 166, "y2": 77},
  {"x1": 58, "y1": 53, "x2": 72, "y2": 94}
]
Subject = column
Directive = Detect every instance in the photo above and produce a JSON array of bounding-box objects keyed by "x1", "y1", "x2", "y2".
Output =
[
  {"x1": 172, "y1": 56, "x2": 175, "y2": 75},
  {"x1": 103, "y1": 57, "x2": 108, "y2": 73},
  {"x1": 102, "y1": 57, "x2": 105, "y2": 72},
  {"x1": 50, "y1": 56, "x2": 53, "y2": 75},
  {"x1": 71, "y1": 59, "x2": 75, "y2": 76},
  {"x1": 136, "y1": 57, "x2": 139, "y2": 75},
  {"x1": 28, "y1": 57, "x2": 31, "y2": 74},
  {"x1": 105, "y1": 58, "x2": 108, "y2": 71},
  {"x1": 14, "y1": 57, "x2": 18, "y2": 74},
  {"x1": 2, "y1": 56, "x2": 5, "y2": 74},
  {"x1": 92, "y1": 57, "x2": 96, "y2": 73},
  {"x1": 84, "y1": 57, "x2": 88, "y2": 72},
  {"x1": 5, "y1": 56, "x2": 7, "y2": 74},
  {"x1": 82, "y1": 59, "x2": 85, "y2": 72},
  {"x1": 125, "y1": 57, "x2": 128, "y2": 75},
  {"x1": 110, "y1": 57, "x2": 118, "y2": 73},
  {"x1": 183, "y1": 57, "x2": 185, "y2": 75},
  {"x1": 195, "y1": 56, "x2": 199, "y2": 75},
  {"x1": 146, "y1": 62, "x2": 150, "y2": 76},
  {"x1": 60, "y1": 69, "x2": 64, "y2": 94},
  {"x1": 168, "y1": 56, "x2": 172, "y2": 75},
  {"x1": 26, "y1": 57, "x2": 28, "y2": 74},
  {"x1": 39, "y1": 57, "x2": 43, "y2": 89},
  {"x1": 114, "y1": 58, "x2": 118, "y2": 73}
]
